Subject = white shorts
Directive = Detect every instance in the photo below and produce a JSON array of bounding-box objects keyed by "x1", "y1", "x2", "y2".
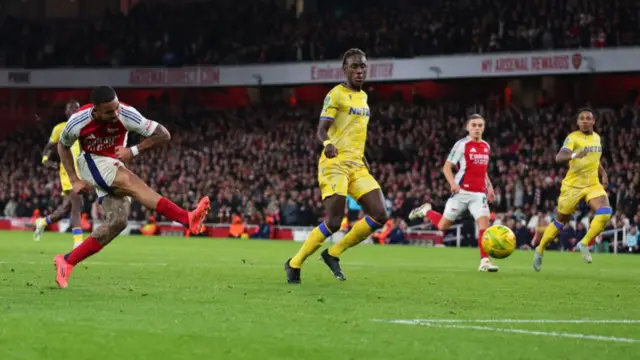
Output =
[
  {"x1": 77, "y1": 153, "x2": 124, "y2": 199},
  {"x1": 443, "y1": 190, "x2": 490, "y2": 221}
]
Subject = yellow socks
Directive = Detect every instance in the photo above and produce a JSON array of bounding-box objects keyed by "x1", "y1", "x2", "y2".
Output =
[
  {"x1": 72, "y1": 228, "x2": 83, "y2": 248},
  {"x1": 580, "y1": 207, "x2": 612, "y2": 246},
  {"x1": 289, "y1": 223, "x2": 332, "y2": 268},
  {"x1": 328, "y1": 216, "x2": 381, "y2": 257},
  {"x1": 536, "y1": 220, "x2": 564, "y2": 255}
]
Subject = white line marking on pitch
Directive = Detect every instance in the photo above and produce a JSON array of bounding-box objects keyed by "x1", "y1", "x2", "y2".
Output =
[
  {"x1": 381, "y1": 319, "x2": 640, "y2": 324},
  {"x1": 375, "y1": 319, "x2": 640, "y2": 344}
]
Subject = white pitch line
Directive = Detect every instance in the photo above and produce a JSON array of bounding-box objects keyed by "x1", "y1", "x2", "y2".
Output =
[
  {"x1": 378, "y1": 320, "x2": 640, "y2": 344},
  {"x1": 381, "y1": 319, "x2": 640, "y2": 324}
]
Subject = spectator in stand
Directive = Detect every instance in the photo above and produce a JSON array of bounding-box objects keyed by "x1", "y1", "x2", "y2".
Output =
[{"x1": 624, "y1": 224, "x2": 639, "y2": 253}]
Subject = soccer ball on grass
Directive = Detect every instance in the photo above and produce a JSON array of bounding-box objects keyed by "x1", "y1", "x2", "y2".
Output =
[{"x1": 482, "y1": 225, "x2": 516, "y2": 259}]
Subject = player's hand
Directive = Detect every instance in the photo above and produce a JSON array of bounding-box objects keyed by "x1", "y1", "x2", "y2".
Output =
[
  {"x1": 71, "y1": 179, "x2": 92, "y2": 194},
  {"x1": 573, "y1": 149, "x2": 588, "y2": 159},
  {"x1": 601, "y1": 174, "x2": 609, "y2": 188},
  {"x1": 324, "y1": 144, "x2": 338, "y2": 158},
  {"x1": 487, "y1": 188, "x2": 496, "y2": 203},
  {"x1": 450, "y1": 184, "x2": 461, "y2": 194},
  {"x1": 115, "y1": 146, "x2": 133, "y2": 163}
]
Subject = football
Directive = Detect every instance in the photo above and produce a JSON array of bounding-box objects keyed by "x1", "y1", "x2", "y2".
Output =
[{"x1": 482, "y1": 225, "x2": 516, "y2": 259}]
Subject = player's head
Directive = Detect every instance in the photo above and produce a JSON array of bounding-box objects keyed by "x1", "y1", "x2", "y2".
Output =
[
  {"x1": 466, "y1": 114, "x2": 485, "y2": 140},
  {"x1": 91, "y1": 85, "x2": 120, "y2": 123},
  {"x1": 65, "y1": 100, "x2": 80, "y2": 118},
  {"x1": 576, "y1": 108, "x2": 595, "y2": 133},
  {"x1": 342, "y1": 48, "x2": 367, "y2": 89}
]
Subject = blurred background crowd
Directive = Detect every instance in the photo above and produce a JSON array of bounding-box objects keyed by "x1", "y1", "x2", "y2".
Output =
[
  {"x1": 0, "y1": 0, "x2": 638, "y2": 67},
  {"x1": 1, "y1": 0, "x2": 640, "y2": 251},
  {"x1": 1, "y1": 98, "x2": 639, "y2": 250}
]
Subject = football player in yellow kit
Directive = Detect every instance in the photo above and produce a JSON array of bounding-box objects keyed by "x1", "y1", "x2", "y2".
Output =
[
  {"x1": 285, "y1": 49, "x2": 388, "y2": 283},
  {"x1": 33, "y1": 100, "x2": 85, "y2": 249},
  {"x1": 534, "y1": 109, "x2": 610, "y2": 271}
]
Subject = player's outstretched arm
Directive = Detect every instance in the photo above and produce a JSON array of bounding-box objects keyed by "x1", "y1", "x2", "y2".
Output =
[
  {"x1": 41, "y1": 141, "x2": 58, "y2": 168},
  {"x1": 442, "y1": 160, "x2": 459, "y2": 193},
  {"x1": 136, "y1": 124, "x2": 171, "y2": 153},
  {"x1": 57, "y1": 142, "x2": 79, "y2": 183},
  {"x1": 485, "y1": 174, "x2": 495, "y2": 202},
  {"x1": 599, "y1": 165, "x2": 609, "y2": 187},
  {"x1": 556, "y1": 148, "x2": 587, "y2": 164},
  {"x1": 318, "y1": 119, "x2": 337, "y2": 158}
]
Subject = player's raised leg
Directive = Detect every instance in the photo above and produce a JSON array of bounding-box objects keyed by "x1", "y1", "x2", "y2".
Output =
[
  {"x1": 285, "y1": 195, "x2": 345, "y2": 283},
  {"x1": 577, "y1": 193, "x2": 611, "y2": 263},
  {"x1": 33, "y1": 197, "x2": 71, "y2": 241},
  {"x1": 68, "y1": 191, "x2": 84, "y2": 248},
  {"x1": 323, "y1": 182, "x2": 388, "y2": 280},
  {"x1": 55, "y1": 196, "x2": 130, "y2": 288},
  {"x1": 533, "y1": 212, "x2": 570, "y2": 271},
  {"x1": 533, "y1": 184, "x2": 580, "y2": 271},
  {"x1": 111, "y1": 166, "x2": 210, "y2": 234}
]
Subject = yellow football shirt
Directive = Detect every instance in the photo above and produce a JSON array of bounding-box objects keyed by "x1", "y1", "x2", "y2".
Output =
[
  {"x1": 561, "y1": 130, "x2": 602, "y2": 188},
  {"x1": 319, "y1": 84, "x2": 370, "y2": 164}
]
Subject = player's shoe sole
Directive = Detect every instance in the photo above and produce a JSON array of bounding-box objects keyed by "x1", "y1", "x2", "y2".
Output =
[
  {"x1": 321, "y1": 249, "x2": 346, "y2": 281},
  {"x1": 408, "y1": 203, "x2": 432, "y2": 221},
  {"x1": 54, "y1": 255, "x2": 74, "y2": 289},
  {"x1": 533, "y1": 250, "x2": 543, "y2": 272},
  {"x1": 284, "y1": 259, "x2": 301, "y2": 284},
  {"x1": 188, "y1": 196, "x2": 211, "y2": 234}
]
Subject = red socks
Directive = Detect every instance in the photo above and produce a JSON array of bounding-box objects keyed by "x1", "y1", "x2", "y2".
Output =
[
  {"x1": 156, "y1": 197, "x2": 189, "y2": 226},
  {"x1": 478, "y1": 229, "x2": 489, "y2": 258},
  {"x1": 65, "y1": 236, "x2": 103, "y2": 265},
  {"x1": 426, "y1": 210, "x2": 443, "y2": 227}
]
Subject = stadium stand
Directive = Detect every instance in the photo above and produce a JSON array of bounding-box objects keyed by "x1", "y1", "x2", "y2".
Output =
[
  {"x1": 1, "y1": 0, "x2": 638, "y2": 67},
  {"x1": 0, "y1": 0, "x2": 639, "y2": 250}
]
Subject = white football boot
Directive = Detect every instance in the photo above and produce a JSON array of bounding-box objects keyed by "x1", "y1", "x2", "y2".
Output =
[
  {"x1": 533, "y1": 250, "x2": 543, "y2": 272},
  {"x1": 33, "y1": 217, "x2": 47, "y2": 242},
  {"x1": 576, "y1": 242, "x2": 593, "y2": 263},
  {"x1": 408, "y1": 203, "x2": 432, "y2": 221},
  {"x1": 479, "y1": 257, "x2": 499, "y2": 272}
]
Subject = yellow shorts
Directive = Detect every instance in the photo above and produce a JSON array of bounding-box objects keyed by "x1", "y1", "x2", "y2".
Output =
[
  {"x1": 318, "y1": 161, "x2": 381, "y2": 200},
  {"x1": 557, "y1": 184, "x2": 607, "y2": 215}
]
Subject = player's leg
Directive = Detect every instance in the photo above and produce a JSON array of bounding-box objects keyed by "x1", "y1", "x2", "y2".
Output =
[
  {"x1": 326, "y1": 189, "x2": 387, "y2": 258},
  {"x1": 286, "y1": 163, "x2": 348, "y2": 283},
  {"x1": 533, "y1": 186, "x2": 578, "y2": 271},
  {"x1": 287, "y1": 195, "x2": 345, "y2": 275},
  {"x1": 54, "y1": 196, "x2": 130, "y2": 288},
  {"x1": 578, "y1": 187, "x2": 611, "y2": 263},
  {"x1": 470, "y1": 195, "x2": 498, "y2": 272},
  {"x1": 321, "y1": 169, "x2": 388, "y2": 280},
  {"x1": 33, "y1": 196, "x2": 71, "y2": 241},
  {"x1": 408, "y1": 198, "x2": 455, "y2": 232},
  {"x1": 68, "y1": 191, "x2": 84, "y2": 249},
  {"x1": 111, "y1": 166, "x2": 210, "y2": 234}
]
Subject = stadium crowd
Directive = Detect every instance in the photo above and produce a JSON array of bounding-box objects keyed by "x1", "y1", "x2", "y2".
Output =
[
  {"x1": 1, "y1": 98, "x2": 639, "y2": 250},
  {"x1": 1, "y1": 0, "x2": 639, "y2": 67}
]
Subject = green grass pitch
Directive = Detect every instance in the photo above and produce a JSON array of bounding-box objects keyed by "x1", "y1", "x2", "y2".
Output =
[{"x1": 1, "y1": 230, "x2": 640, "y2": 359}]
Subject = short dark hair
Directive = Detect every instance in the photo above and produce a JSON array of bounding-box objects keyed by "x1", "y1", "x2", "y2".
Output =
[
  {"x1": 576, "y1": 107, "x2": 595, "y2": 118},
  {"x1": 91, "y1": 86, "x2": 117, "y2": 106},
  {"x1": 342, "y1": 48, "x2": 366, "y2": 67}
]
